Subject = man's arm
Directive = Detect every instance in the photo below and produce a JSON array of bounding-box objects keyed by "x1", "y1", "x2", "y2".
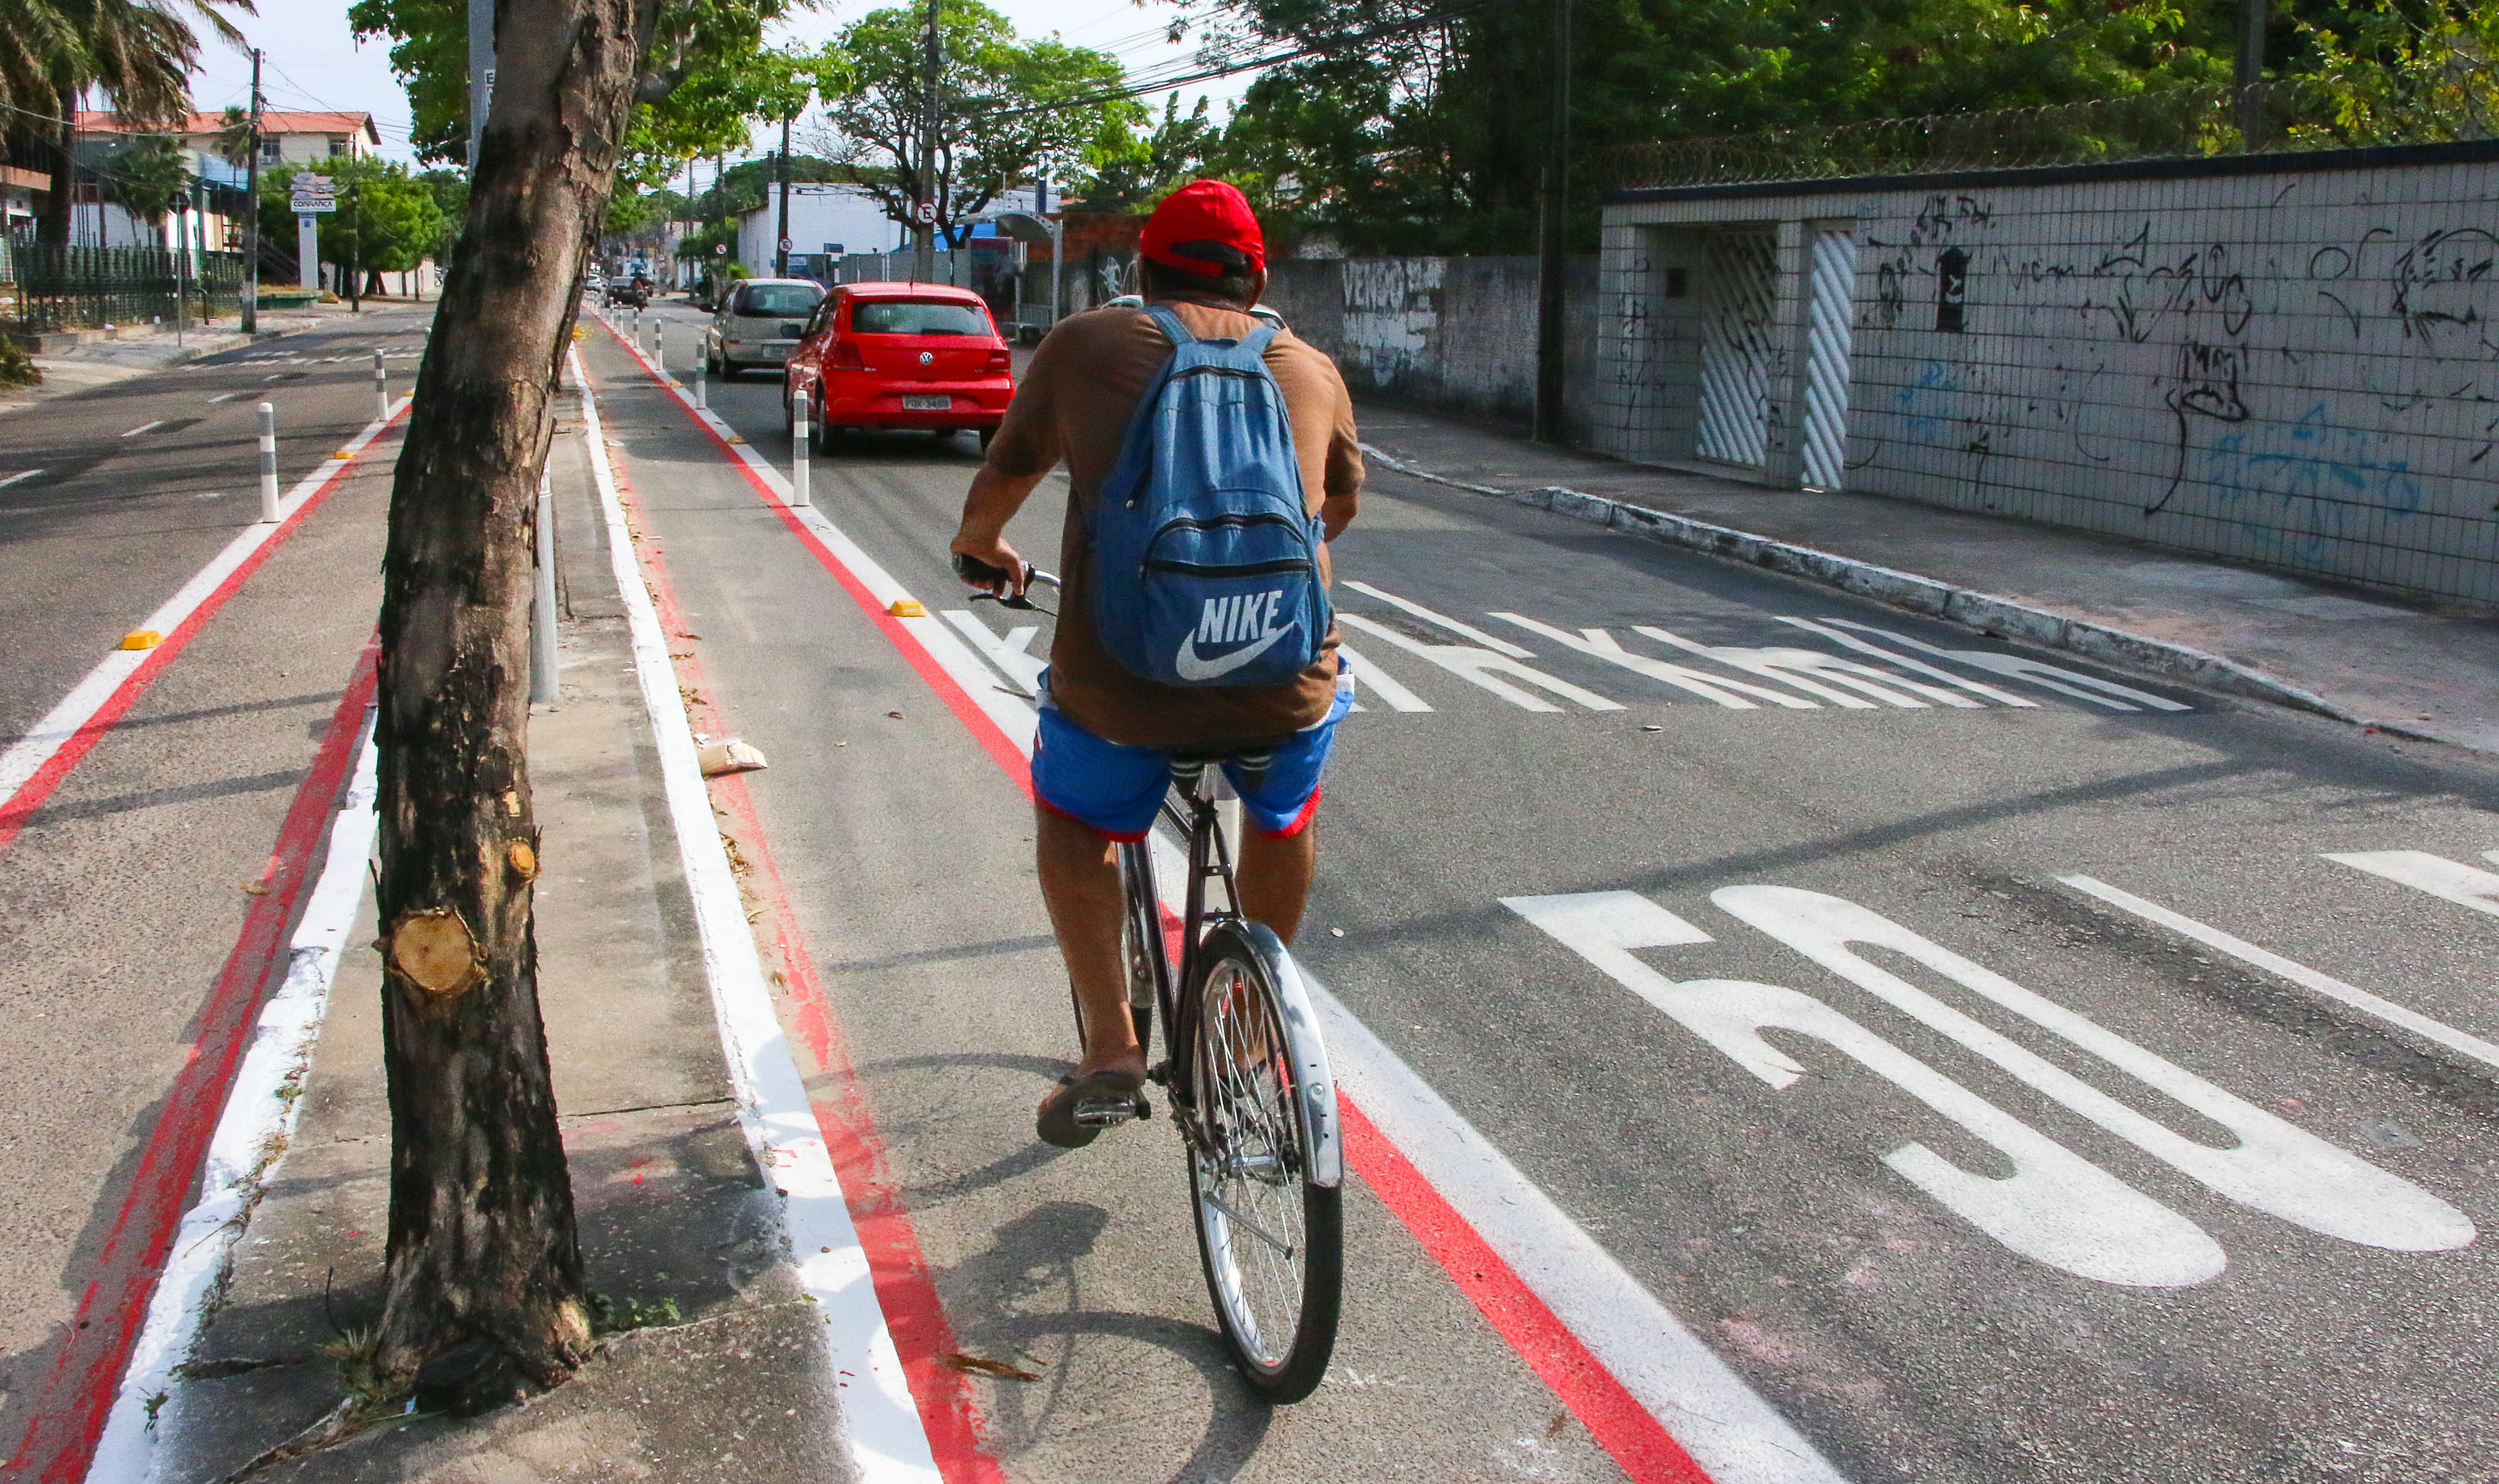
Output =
[
  {"x1": 950, "y1": 465, "x2": 1050, "y2": 595},
  {"x1": 1320, "y1": 384, "x2": 1363, "y2": 542}
]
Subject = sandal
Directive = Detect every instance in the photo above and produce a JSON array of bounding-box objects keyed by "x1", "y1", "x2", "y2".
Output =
[{"x1": 1037, "y1": 1067, "x2": 1147, "y2": 1149}]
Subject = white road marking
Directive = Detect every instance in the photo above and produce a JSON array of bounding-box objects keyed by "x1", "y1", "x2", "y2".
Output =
[
  {"x1": 2326, "y1": 851, "x2": 2499, "y2": 921},
  {"x1": 573, "y1": 347, "x2": 943, "y2": 1484},
  {"x1": 120, "y1": 421, "x2": 165, "y2": 437},
  {"x1": 0, "y1": 469, "x2": 42, "y2": 490},
  {"x1": 1339, "y1": 613, "x2": 1624, "y2": 713},
  {"x1": 1635, "y1": 627, "x2": 1976, "y2": 708},
  {"x1": 1814, "y1": 618, "x2": 2190, "y2": 711},
  {"x1": 592, "y1": 311, "x2": 1837, "y2": 1482},
  {"x1": 1717, "y1": 884, "x2": 2472, "y2": 1252},
  {"x1": 1506, "y1": 890, "x2": 2227, "y2": 1287},
  {"x1": 207, "y1": 391, "x2": 242, "y2": 403},
  {"x1": 1334, "y1": 641, "x2": 1433, "y2": 712},
  {"x1": 2058, "y1": 873, "x2": 2499, "y2": 1076},
  {"x1": 87, "y1": 708, "x2": 381, "y2": 1481},
  {"x1": 0, "y1": 397, "x2": 411, "y2": 824},
  {"x1": 1492, "y1": 614, "x2": 1819, "y2": 709},
  {"x1": 1344, "y1": 580, "x2": 1534, "y2": 656},
  {"x1": 942, "y1": 610, "x2": 1045, "y2": 695},
  {"x1": 1772, "y1": 617, "x2": 2038, "y2": 706}
]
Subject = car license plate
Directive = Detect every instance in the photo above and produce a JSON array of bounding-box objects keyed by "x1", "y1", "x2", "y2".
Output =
[{"x1": 903, "y1": 394, "x2": 950, "y2": 411}]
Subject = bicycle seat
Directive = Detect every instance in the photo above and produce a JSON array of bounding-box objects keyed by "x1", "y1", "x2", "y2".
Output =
[{"x1": 1168, "y1": 741, "x2": 1282, "y2": 786}]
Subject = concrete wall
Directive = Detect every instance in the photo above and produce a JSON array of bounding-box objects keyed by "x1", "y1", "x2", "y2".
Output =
[
  {"x1": 1264, "y1": 256, "x2": 1600, "y2": 441},
  {"x1": 1596, "y1": 147, "x2": 2499, "y2": 606}
]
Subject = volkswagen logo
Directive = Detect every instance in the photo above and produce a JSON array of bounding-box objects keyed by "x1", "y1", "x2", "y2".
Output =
[{"x1": 919, "y1": 351, "x2": 934, "y2": 366}]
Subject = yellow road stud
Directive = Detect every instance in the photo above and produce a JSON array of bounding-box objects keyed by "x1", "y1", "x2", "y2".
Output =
[
  {"x1": 121, "y1": 630, "x2": 162, "y2": 650},
  {"x1": 887, "y1": 599, "x2": 927, "y2": 618}
]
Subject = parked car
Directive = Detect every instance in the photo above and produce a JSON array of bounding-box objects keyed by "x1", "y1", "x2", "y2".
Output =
[
  {"x1": 603, "y1": 276, "x2": 650, "y2": 309},
  {"x1": 781, "y1": 281, "x2": 1014, "y2": 450},
  {"x1": 705, "y1": 277, "x2": 826, "y2": 378}
]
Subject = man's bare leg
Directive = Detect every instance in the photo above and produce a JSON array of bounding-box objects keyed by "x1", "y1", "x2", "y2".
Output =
[
  {"x1": 1236, "y1": 820, "x2": 1316, "y2": 944},
  {"x1": 1035, "y1": 807, "x2": 1145, "y2": 1079}
]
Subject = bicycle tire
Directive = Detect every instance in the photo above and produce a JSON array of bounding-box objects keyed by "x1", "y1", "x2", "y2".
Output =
[{"x1": 1185, "y1": 921, "x2": 1342, "y2": 1402}]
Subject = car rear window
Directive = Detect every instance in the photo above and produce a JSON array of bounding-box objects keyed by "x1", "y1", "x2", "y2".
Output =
[
  {"x1": 851, "y1": 300, "x2": 989, "y2": 336},
  {"x1": 736, "y1": 285, "x2": 822, "y2": 316}
]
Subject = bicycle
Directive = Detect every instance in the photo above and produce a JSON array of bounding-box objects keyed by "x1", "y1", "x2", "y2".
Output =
[{"x1": 953, "y1": 554, "x2": 1345, "y2": 1402}]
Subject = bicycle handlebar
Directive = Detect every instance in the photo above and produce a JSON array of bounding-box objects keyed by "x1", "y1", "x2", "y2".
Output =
[{"x1": 951, "y1": 553, "x2": 1061, "y2": 612}]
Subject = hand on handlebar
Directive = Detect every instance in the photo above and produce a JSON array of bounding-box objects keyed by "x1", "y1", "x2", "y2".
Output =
[{"x1": 950, "y1": 549, "x2": 1061, "y2": 613}]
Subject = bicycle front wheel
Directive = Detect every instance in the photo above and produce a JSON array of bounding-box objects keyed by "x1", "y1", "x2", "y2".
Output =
[{"x1": 1185, "y1": 922, "x2": 1342, "y2": 1402}]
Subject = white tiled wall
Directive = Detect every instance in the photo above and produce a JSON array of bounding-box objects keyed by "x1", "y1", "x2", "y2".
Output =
[{"x1": 1598, "y1": 157, "x2": 2499, "y2": 605}]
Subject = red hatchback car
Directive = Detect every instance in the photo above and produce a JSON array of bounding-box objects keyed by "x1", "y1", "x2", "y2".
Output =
[{"x1": 782, "y1": 282, "x2": 1015, "y2": 451}]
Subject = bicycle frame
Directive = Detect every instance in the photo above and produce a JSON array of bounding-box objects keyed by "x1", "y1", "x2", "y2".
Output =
[{"x1": 1117, "y1": 763, "x2": 1240, "y2": 1123}]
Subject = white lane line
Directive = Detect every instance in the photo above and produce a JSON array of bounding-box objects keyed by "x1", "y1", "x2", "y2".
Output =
[
  {"x1": 941, "y1": 611, "x2": 1045, "y2": 696},
  {"x1": 1813, "y1": 618, "x2": 2188, "y2": 711},
  {"x1": 1492, "y1": 615, "x2": 1818, "y2": 710},
  {"x1": 0, "y1": 396, "x2": 412, "y2": 834},
  {"x1": 591, "y1": 310, "x2": 1833, "y2": 1483},
  {"x1": 1634, "y1": 626, "x2": 1968, "y2": 709},
  {"x1": 1339, "y1": 611, "x2": 1624, "y2": 712},
  {"x1": 1344, "y1": 579, "x2": 1534, "y2": 655},
  {"x1": 121, "y1": 421, "x2": 166, "y2": 437},
  {"x1": 0, "y1": 469, "x2": 43, "y2": 490},
  {"x1": 2325, "y1": 851, "x2": 2499, "y2": 922},
  {"x1": 207, "y1": 391, "x2": 242, "y2": 404},
  {"x1": 572, "y1": 348, "x2": 942, "y2": 1484},
  {"x1": 1771, "y1": 617, "x2": 2038, "y2": 707},
  {"x1": 1334, "y1": 641, "x2": 1433, "y2": 712},
  {"x1": 2060, "y1": 874, "x2": 2499, "y2": 1074},
  {"x1": 86, "y1": 709, "x2": 381, "y2": 1482}
]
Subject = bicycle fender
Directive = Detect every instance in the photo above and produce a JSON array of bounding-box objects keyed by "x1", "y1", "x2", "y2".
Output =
[{"x1": 1230, "y1": 920, "x2": 1344, "y2": 1189}]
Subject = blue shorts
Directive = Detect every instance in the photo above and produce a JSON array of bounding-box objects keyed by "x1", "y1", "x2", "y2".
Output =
[{"x1": 1031, "y1": 664, "x2": 1355, "y2": 843}]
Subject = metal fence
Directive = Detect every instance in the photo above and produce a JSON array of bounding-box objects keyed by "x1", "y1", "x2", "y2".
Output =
[
  {"x1": 1613, "y1": 67, "x2": 2499, "y2": 190},
  {"x1": 0, "y1": 238, "x2": 249, "y2": 334}
]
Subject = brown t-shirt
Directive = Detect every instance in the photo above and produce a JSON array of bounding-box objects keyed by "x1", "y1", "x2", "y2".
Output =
[{"x1": 982, "y1": 296, "x2": 1364, "y2": 748}]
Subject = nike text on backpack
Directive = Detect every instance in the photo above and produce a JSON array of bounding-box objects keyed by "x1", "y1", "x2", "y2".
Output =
[{"x1": 1090, "y1": 307, "x2": 1330, "y2": 689}]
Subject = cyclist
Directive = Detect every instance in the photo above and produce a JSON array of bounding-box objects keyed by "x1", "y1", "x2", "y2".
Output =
[{"x1": 950, "y1": 180, "x2": 1364, "y2": 1148}]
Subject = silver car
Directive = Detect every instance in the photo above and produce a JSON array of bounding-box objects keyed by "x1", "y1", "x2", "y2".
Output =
[{"x1": 705, "y1": 278, "x2": 826, "y2": 379}]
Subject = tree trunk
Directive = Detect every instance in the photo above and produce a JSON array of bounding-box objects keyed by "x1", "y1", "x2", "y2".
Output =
[
  {"x1": 39, "y1": 84, "x2": 75, "y2": 247},
  {"x1": 372, "y1": 0, "x2": 656, "y2": 1407}
]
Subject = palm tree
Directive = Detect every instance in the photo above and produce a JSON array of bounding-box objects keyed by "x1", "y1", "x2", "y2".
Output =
[{"x1": 3, "y1": 0, "x2": 256, "y2": 245}]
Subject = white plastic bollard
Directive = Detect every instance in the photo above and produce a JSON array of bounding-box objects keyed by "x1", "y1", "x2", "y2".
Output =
[
  {"x1": 696, "y1": 355, "x2": 706, "y2": 410},
  {"x1": 791, "y1": 389, "x2": 811, "y2": 508},
  {"x1": 530, "y1": 470, "x2": 561, "y2": 705},
  {"x1": 256, "y1": 402, "x2": 281, "y2": 522},
  {"x1": 372, "y1": 347, "x2": 388, "y2": 421},
  {"x1": 654, "y1": 322, "x2": 664, "y2": 376}
]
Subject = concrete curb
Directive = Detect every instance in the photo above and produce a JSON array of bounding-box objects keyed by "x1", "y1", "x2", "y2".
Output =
[{"x1": 1358, "y1": 443, "x2": 2447, "y2": 746}]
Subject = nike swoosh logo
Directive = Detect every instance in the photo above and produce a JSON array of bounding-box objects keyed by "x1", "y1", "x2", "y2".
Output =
[{"x1": 1174, "y1": 621, "x2": 1294, "y2": 681}]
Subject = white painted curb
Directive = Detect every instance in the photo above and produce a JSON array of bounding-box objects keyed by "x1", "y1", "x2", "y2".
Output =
[
  {"x1": 571, "y1": 349, "x2": 943, "y2": 1483},
  {"x1": 85, "y1": 707, "x2": 382, "y2": 1484},
  {"x1": 1357, "y1": 443, "x2": 2448, "y2": 744}
]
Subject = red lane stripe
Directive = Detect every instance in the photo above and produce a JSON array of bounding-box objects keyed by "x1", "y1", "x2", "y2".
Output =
[
  {"x1": 0, "y1": 407, "x2": 407, "y2": 859},
  {"x1": 1339, "y1": 1099, "x2": 1714, "y2": 1482},
  {"x1": 587, "y1": 367, "x2": 1005, "y2": 1483},
  {"x1": 6, "y1": 640, "x2": 381, "y2": 1483},
  {"x1": 595, "y1": 321, "x2": 1706, "y2": 1482}
]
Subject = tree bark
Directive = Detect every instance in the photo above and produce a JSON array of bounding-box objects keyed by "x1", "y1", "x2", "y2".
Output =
[
  {"x1": 372, "y1": 0, "x2": 656, "y2": 1405},
  {"x1": 40, "y1": 84, "x2": 76, "y2": 247}
]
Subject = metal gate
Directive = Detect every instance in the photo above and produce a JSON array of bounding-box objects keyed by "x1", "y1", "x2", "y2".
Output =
[
  {"x1": 1798, "y1": 227, "x2": 1858, "y2": 490},
  {"x1": 1693, "y1": 229, "x2": 1778, "y2": 467}
]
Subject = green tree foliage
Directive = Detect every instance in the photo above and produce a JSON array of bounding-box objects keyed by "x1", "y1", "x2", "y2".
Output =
[
  {"x1": 347, "y1": 0, "x2": 815, "y2": 182},
  {"x1": 1078, "y1": 90, "x2": 1221, "y2": 209},
  {"x1": 2291, "y1": 0, "x2": 2499, "y2": 142},
  {"x1": 816, "y1": 0, "x2": 1142, "y2": 243},
  {"x1": 98, "y1": 130, "x2": 188, "y2": 222},
  {"x1": 260, "y1": 158, "x2": 452, "y2": 277}
]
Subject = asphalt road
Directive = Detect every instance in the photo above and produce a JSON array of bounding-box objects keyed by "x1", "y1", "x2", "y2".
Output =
[
  {"x1": 604, "y1": 299, "x2": 2499, "y2": 1483},
  {"x1": 0, "y1": 309, "x2": 421, "y2": 1469}
]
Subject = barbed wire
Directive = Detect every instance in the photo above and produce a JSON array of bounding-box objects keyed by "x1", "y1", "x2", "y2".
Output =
[{"x1": 1611, "y1": 68, "x2": 2498, "y2": 191}]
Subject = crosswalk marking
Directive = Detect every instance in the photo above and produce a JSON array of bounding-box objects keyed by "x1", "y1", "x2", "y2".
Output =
[
  {"x1": 1339, "y1": 613, "x2": 1624, "y2": 713},
  {"x1": 1489, "y1": 615, "x2": 1820, "y2": 709},
  {"x1": 1344, "y1": 580, "x2": 1535, "y2": 657},
  {"x1": 940, "y1": 612, "x2": 1043, "y2": 696},
  {"x1": 2327, "y1": 850, "x2": 2499, "y2": 921},
  {"x1": 1335, "y1": 642, "x2": 1433, "y2": 712},
  {"x1": 2058, "y1": 873, "x2": 2499, "y2": 1075},
  {"x1": 1811, "y1": 617, "x2": 2191, "y2": 710},
  {"x1": 1773, "y1": 617, "x2": 2038, "y2": 707},
  {"x1": 1636, "y1": 626, "x2": 1980, "y2": 709}
]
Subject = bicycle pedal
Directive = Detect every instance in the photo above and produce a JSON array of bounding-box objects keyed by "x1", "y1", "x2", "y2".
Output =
[
  {"x1": 1134, "y1": 1093, "x2": 1153, "y2": 1121},
  {"x1": 1072, "y1": 1098, "x2": 1141, "y2": 1128}
]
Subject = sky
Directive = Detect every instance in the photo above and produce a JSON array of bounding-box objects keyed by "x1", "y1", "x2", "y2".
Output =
[{"x1": 186, "y1": 0, "x2": 1267, "y2": 177}]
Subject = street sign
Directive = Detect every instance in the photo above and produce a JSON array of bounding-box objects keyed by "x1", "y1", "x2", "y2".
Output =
[
  {"x1": 291, "y1": 172, "x2": 337, "y2": 215},
  {"x1": 914, "y1": 200, "x2": 936, "y2": 225},
  {"x1": 292, "y1": 197, "x2": 337, "y2": 214},
  {"x1": 713, "y1": 244, "x2": 727, "y2": 256},
  {"x1": 778, "y1": 237, "x2": 793, "y2": 252}
]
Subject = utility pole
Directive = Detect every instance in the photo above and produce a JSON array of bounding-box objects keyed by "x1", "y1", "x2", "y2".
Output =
[
  {"x1": 468, "y1": 0, "x2": 495, "y2": 171},
  {"x1": 2234, "y1": 0, "x2": 2267, "y2": 150},
  {"x1": 775, "y1": 113, "x2": 791, "y2": 277},
  {"x1": 347, "y1": 178, "x2": 362, "y2": 312},
  {"x1": 915, "y1": 0, "x2": 940, "y2": 281},
  {"x1": 242, "y1": 48, "x2": 262, "y2": 334},
  {"x1": 1533, "y1": 0, "x2": 1571, "y2": 444}
]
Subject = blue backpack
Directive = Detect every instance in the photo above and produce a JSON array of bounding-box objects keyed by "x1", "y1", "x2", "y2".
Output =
[{"x1": 1090, "y1": 306, "x2": 1330, "y2": 690}]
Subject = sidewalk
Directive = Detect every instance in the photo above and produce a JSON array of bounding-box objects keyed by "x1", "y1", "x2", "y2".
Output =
[
  {"x1": 1352, "y1": 402, "x2": 2499, "y2": 755},
  {"x1": 0, "y1": 306, "x2": 342, "y2": 416},
  {"x1": 142, "y1": 398, "x2": 851, "y2": 1481}
]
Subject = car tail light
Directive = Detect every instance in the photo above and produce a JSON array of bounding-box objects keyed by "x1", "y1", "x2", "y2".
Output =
[
  {"x1": 985, "y1": 347, "x2": 1010, "y2": 373},
  {"x1": 831, "y1": 337, "x2": 864, "y2": 369}
]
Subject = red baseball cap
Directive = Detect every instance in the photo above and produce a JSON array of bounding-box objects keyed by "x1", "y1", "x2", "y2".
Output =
[{"x1": 1140, "y1": 179, "x2": 1265, "y2": 277}]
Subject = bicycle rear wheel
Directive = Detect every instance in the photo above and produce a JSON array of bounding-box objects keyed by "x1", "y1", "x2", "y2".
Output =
[{"x1": 1185, "y1": 922, "x2": 1342, "y2": 1402}]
